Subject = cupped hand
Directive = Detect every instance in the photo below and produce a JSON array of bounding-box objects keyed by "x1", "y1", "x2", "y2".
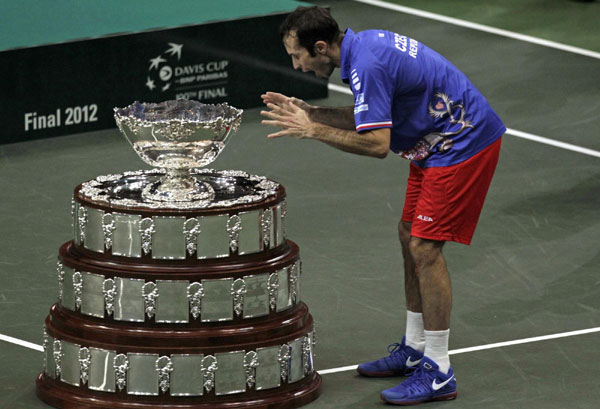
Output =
[{"x1": 261, "y1": 101, "x2": 314, "y2": 139}]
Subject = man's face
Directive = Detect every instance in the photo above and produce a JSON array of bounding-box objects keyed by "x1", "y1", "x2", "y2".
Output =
[{"x1": 283, "y1": 31, "x2": 335, "y2": 79}]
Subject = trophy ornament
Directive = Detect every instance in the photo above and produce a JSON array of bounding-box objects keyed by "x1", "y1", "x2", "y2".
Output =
[{"x1": 114, "y1": 100, "x2": 243, "y2": 203}]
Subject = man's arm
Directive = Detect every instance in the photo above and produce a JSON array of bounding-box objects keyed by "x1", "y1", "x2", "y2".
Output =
[
  {"x1": 309, "y1": 122, "x2": 390, "y2": 158},
  {"x1": 261, "y1": 101, "x2": 390, "y2": 159},
  {"x1": 262, "y1": 92, "x2": 356, "y2": 130},
  {"x1": 308, "y1": 106, "x2": 355, "y2": 130}
]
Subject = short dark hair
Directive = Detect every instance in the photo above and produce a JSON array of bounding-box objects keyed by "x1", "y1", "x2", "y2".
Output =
[{"x1": 279, "y1": 6, "x2": 341, "y2": 57}]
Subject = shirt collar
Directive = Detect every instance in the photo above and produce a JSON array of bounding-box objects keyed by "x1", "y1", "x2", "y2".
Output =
[{"x1": 340, "y1": 28, "x2": 355, "y2": 84}]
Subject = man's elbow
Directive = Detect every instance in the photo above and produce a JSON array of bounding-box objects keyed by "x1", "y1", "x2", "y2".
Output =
[{"x1": 372, "y1": 144, "x2": 389, "y2": 159}]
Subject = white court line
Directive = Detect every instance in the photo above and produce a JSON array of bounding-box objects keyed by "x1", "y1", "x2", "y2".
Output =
[
  {"x1": 327, "y1": 83, "x2": 600, "y2": 159},
  {"x1": 505, "y1": 128, "x2": 600, "y2": 158},
  {"x1": 318, "y1": 327, "x2": 600, "y2": 375},
  {"x1": 0, "y1": 333, "x2": 44, "y2": 352},
  {"x1": 4, "y1": 326, "x2": 599, "y2": 374},
  {"x1": 352, "y1": 0, "x2": 600, "y2": 60}
]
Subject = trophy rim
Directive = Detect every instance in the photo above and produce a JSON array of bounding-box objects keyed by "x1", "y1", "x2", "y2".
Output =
[{"x1": 113, "y1": 99, "x2": 243, "y2": 130}]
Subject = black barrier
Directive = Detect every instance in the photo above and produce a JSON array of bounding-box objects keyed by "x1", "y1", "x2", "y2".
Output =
[{"x1": 1, "y1": 12, "x2": 328, "y2": 144}]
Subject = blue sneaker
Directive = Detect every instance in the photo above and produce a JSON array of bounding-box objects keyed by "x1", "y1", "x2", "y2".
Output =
[
  {"x1": 381, "y1": 357, "x2": 457, "y2": 405},
  {"x1": 356, "y1": 337, "x2": 424, "y2": 377}
]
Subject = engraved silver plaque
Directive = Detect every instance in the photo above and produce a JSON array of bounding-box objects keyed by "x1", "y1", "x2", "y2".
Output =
[
  {"x1": 152, "y1": 216, "x2": 186, "y2": 260},
  {"x1": 197, "y1": 214, "x2": 229, "y2": 259},
  {"x1": 170, "y1": 354, "x2": 204, "y2": 396},
  {"x1": 215, "y1": 351, "x2": 245, "y2": 396},
  {"x1": 255, "y1": 346, "x2": 281, "y2": 390},
  {"x1": 156, "y1": 280, "x2": 189, "y2": 323},
  {"x1": 88, "y1": 348, "x2": 116, "y2": 392},
  {"x1": 243, "y1": 274, "x2": 269, "y2": 318},
  {"x1": 276, "y1": 268, "x2": 291, "y2": 312},
  {"x1": 81, "y1": 272, "x2": 105, "y2": 318},
  {"x1": 238, "y1": 211, "x2": 260, "y2": 255},
  {"x1": 127, "y1": 353, "x2": 159, "y2": 396},
  {"x1": 112, "y1": 213, "x2": 142, "y2": 257},
  {"x1": 61, "y1": 341, "x2": 81, "y2": 387},
  {"x1": 288, "y1": 338, "x2": 304, "y2": 383},
  {"x1": 84, "y1": 207, "x2": 105, "y2": 253},
  {"x1": 201, "y1": 278, "x2": 233, "y2": 322},
  {"x1": 113, "y1": 277, "x2": 145, "y2": 322}
]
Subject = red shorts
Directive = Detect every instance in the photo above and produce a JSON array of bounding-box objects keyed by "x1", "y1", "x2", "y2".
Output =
[{"x1": 401, "y1": 138, "x2": 502, "y2": 245}]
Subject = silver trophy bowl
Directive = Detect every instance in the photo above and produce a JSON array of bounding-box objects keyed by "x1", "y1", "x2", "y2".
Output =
[{"x1": 114, "y1": 100, "x2": 243, "y2": 203}]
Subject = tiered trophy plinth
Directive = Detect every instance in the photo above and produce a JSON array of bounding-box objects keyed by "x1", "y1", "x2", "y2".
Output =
[
  {"x1": 36, "y1": 101, "x2": 320, "y2": 409},
  {"x1": 36, "y1": 169, "x2": 320, "y2": 409}
]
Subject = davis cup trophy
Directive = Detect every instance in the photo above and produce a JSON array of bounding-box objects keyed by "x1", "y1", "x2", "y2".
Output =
[
  {"x1": 36, "y1": 100, "x2": 321, "y2": 409},
  {"x1": 115, "y1": 100, "x2": 242, "y2": 203}
]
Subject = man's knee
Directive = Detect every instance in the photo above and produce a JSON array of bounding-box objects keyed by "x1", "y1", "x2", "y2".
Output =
[{"x1": 408, "y1": 237, "x2": 444, "y2": 270}]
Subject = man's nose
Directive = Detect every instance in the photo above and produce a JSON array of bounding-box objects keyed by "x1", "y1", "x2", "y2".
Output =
[{"x1": 292, "y1": 60, "x2": 300, "y2": 70}]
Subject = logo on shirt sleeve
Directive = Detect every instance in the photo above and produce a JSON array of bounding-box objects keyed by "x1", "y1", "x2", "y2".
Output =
[
  {"x1": 354, "y1": 92, "x2": 369, "y2": 113},
  {"x1": 351, "y1": 69, "x2": 361, "y2": 91}
]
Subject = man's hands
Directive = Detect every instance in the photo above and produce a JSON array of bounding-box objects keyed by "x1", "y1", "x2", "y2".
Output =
[
  {"x1": 260, "y1": 91, "x2": 390, "y2": 158},
  {"x1": 261, "y1": 92, "x2": 313, "y2": 113},
  {"x1": 260, "y1": 92, "x2": 315, "y2": 139}
]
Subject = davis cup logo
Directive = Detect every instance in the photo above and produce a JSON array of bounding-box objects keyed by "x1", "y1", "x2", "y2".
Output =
[{"x1": 145, "y1": 43, "x2": 183, "y2": 92}]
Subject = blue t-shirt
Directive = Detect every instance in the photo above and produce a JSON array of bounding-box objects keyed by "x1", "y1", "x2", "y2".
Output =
[{"x1": 340, "y1": 28, "x2": 506, "y2": 167}]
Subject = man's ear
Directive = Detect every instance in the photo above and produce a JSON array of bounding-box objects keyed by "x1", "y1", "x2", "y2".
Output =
[{"x1": 314, "y1": 41, "x2": 328, "y2": 55}]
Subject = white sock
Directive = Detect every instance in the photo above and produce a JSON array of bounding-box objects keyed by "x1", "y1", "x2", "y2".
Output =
[
  {"x1": 424, "y1": 329, "x2": 451, "y2": 374},
  {"x1": 405, "y1": 311, "x2": 425, "y2": 352}
]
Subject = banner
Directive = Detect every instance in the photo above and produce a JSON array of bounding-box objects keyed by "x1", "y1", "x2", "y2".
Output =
[{"x1": 1, "y1": 13, "x2": 327, "y2": 144}]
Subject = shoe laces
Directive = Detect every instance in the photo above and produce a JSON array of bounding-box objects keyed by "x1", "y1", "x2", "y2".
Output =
[
  {"x1": 399, "y1": 365, "x2": 433, "y2": 394},
  {"x1": 385, "y1": 343, "x2": 408, "y2": 367}
]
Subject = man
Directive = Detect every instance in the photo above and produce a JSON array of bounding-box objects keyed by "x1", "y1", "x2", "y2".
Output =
[{"x1": 261, "y1": 6, "x2": 505, "y2": 406}]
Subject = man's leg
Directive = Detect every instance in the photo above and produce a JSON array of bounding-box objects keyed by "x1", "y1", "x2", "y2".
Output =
[
  {"x1": 355, "y1": 221, "x2": 425, "y2": 377},
  {"x1": 408, "y1": 237, "x2": 452, "y2": 374},
  {"x1": 398, "y1": 221, "x2": 426, "y2": 353},
  {"x1": 408, "y1": 237, "x2": 451, "y2": 331},
  {"x1": 398, "y1": 221, "x2": 421, "y2": 313},
  {"x1": 380, "y1": 236, "x2": 457, "y2": 405}
]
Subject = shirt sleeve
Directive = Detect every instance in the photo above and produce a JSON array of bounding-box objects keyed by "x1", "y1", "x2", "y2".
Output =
[{"x1": 351, "y1": 62, "x2": 393, "y2": 133}]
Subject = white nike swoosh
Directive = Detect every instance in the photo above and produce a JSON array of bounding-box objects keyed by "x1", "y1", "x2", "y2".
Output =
[
  {"x1": 405, "y1": 357, "x2": 421, "y2": 367},
  {"x1": 432, "y1": 375, "x2": 455, "y2": 391}
]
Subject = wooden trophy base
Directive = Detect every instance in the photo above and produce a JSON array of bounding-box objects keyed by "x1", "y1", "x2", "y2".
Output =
[{"x1": 37, "y1": 372, "x2": 321, "y2": 409}]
